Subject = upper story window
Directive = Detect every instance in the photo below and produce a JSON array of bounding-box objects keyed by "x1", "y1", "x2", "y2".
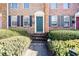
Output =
[
  {"x1": 10, "y1": 3, "x2": 18, "y2": 9},
  {"x1": 51, "y1": 16, "x2": 58, "y2": 26},
  {"x1": 23, "y1": 16, "x2": 30, "y2": 27},
  {"x1": 50, "y1": 3, "x2": 57, "y2": 9},
  {"x1": 64, "y1": 16, "x2": 70, "y2": 27},
  {"x1": 63, "y1": 3, "x2": 70, "y2": 9},
  {"x1": 24, "y1": 3, "x2": 29, "y2": 9}
]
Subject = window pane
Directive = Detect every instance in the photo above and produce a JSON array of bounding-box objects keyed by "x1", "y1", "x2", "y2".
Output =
[
  {"x1": 51, "y1": 16, "x2": 58, "y2": 26},
  {"x1": 64, "y1": 16, "x2": 70, "y2": 27},
  {"x1": 64, "y1": 3, "x2": 69, "y2": 9},
  {"x1": 23, "y1": 16, "x2": 29, "y2": 27},
  {"x1": 64, "y1": 16, "x2": 69, "y2": 22},
  {"x1": 10, "y1": 3, "x2": 18, "y2": 9},
  {"x1": 24, "y1": 3, "x2": 29, "y2": 9},
  {"x1": 50, "y1": 3, "x2": 57, "y2": 9},
  {"x1": 11, "y1": 16, "x2": 17, "y2": 27}
]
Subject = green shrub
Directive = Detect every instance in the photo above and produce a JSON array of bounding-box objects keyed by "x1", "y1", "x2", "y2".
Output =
[
  {"x1": 10, "y1": 28, "x2": 29, "y2": 36},
  {"x1": 49, "y1": 40, "x2": 79, "y2": 56},
  {"x1": 48, "y1": 30, "x2": 79, "y2": 40},
  {"x1": 0, "y1": 36, "x2": 31, "y2": 56},
  {"x1": 0, "y1": 29, "x2": 20, "y2": 39},
  {"x1": 0, "y1": 28, "x2": 29, "y2": 39}
]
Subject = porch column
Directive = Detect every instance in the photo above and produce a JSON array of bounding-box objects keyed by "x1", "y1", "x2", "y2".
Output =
[{"x1": 44, "y1": 3, "x2": 49, "y2": 32}]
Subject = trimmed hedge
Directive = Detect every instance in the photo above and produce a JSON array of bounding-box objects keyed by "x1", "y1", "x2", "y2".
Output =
[
  {"x1": 0, "y1": 36, "x2": 31, "y2": 56},
  {"x1": 49, "y1": 40, "x2": 79, "y2": 56},
  {"x1": 0, "y1": 29, "x2": 20, "y2": 39},
  {"x1": 10, "y1": 28, "x2": 29, "y2": 36},
  {"x1": 0, "y1": 28, "x2": 29, "y2": 39},
  {"x1": 48, "y1": 30, "x2": 79, "y2": 40}
]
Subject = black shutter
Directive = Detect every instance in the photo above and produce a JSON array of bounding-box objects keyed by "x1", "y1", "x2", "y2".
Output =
[
  {"x1": 70, "y1": 16, "x2": 72, "y2": 27},
  {"x1": 17, "y1": 15, "x2": 20, "y2": 26},
  {"x1": 49, "y1": 15, "x2": 51, "y2": 27},
  {"x1": 30, "y1": 16, "x2": 32, "y2": 27},
  {"x1": 61, "y1": 15, "x2": 64, "y2": 27},
  {"x1": 58, "y1": 16, "x2": 60, "y2": 26},
  {"x1": 21, "y1": 15, "x2": 23, "y2": 26},
  {"x1": 8, "y1": 15, "x2": 11, "y2": 27}
]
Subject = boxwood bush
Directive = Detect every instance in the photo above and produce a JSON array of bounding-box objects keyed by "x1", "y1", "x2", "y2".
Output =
[
  {"x1": 48, "y1": 30, "x2": 79, "y2": 40},
  {"x1": 49, "y1": 40, "x2": 79, "y2": 56},
  {"x1": 0, "y1": 28, "x2": 29, "y2": 39},
  {"x1": 0, "y1": 29, "x2": 20, "y2": 39},
  {"x1": 10, "y1": 28, "x2": 29, "y2": 36},
  {"x1": 0, "y1": 36, "x2": 31, "y2": 56}
]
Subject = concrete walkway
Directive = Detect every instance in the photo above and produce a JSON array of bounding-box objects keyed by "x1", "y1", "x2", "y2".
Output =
[{"x1": 25, "y1": 41, "x2": 49, "y2": 56}]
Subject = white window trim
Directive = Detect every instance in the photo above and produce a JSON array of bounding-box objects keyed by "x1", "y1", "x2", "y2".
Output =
[
  {"x1": 11, "y1": 16, "x2": 17, "y2": 27},
  {"x1": 10, "y1": 3, "x2": 19, "y2": 9},
  {"x1": 23, "y1": 3, "x2": 29, "y2": 9},
  {"x1": 51, "y1": 16, "x2": 58, "y2": 27},
  {"x1": 64, "y1": 16, "x2": 70, "y2": 27},
  {"x1": 23, "y1": 16, "x2": 29, "y2": 27}
]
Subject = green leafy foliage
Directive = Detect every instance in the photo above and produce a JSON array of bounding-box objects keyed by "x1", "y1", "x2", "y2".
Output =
[
  {"x1": 10, "y1": 28, "x2": 29, "y2": 36},
  {"x1": 48, "y1": 30, "x2": 79, "y2": 40},
  {"x1": 0, "y1": 29, "x2": 20, "y2": 39},
  {"x1": 0, "y1": 29, "x2": 31, "y2": 56},
  {"x1": 48, "y1": 30, "x2": 79, "y2": 56},
  {"x1": 0, "y1": 28, "x2": 29, "y2": 40},
  {"x1": 0, "y1": 36, "x2": 31, "y2": 56},
  {"x1": 49, "y1": 40, "x2": 79, "y2": 56}
]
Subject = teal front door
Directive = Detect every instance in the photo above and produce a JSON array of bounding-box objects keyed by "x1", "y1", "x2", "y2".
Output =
[{"x1": 36, "y1": 16, "x2": 43, "y2": 32}]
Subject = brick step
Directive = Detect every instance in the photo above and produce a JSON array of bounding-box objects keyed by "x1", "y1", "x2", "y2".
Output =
[
  {"x1": 31, "y1": 40, "x2": 47, "y2": 43},
  {"x1": 30, "y1": 33, "x2": 48, "y2": 41},
  {"x1": 33, "y1": 38, "x2": 46, "y2": 40},
  {"x1": 31, "y1": 37, "x2": 47, "y2": 39},
  {"x1": 32, "y1": 37, "x2": 48, "y2": 40},
  {"x1": 32, "y1": 39, "x2": 47, "y2": 42},
  {"x1": 31, "y1": 34, "x2": 47, "y2": 36},
  {"x1": 31, "y1": 33, "x2": 48, "y2": 36}
]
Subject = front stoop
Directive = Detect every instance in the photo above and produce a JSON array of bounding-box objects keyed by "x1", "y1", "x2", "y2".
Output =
[
  {"x1": 30, "y1": 33, "x2": 48, "y2": 41},
  {"x1": 23, "y1": 33, "x2": 51, "y2": 56}
]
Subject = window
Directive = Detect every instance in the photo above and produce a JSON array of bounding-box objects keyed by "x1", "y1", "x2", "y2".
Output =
[
  {"x1": 50, "y1": 3, "x2": 57, "y2": 9},
  {"x1": 24, "y1": 3, "x2": 29, "y2": 9},
  {"x1": 63, "y1": 3, "x2": 69, "y2": 9},
  {"x1": 11, "y1": 16, "x2": 17, "y2": 27},
  {"x1": 51, "y1": 16, "x2": 58, "y2": 26},
  {"x1": 10, "y1": 3, "x2": 18, "y2": 9},
  {"x1": 64, "y1": 16, "x2": 70, "y2": 27},
  {"x1": 23, "y1": 16, "x2": 29, "y2": 27}
]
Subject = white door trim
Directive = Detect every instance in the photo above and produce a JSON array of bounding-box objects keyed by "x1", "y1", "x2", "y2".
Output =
[
  {"x1": 75, "y1": 12, "x2": 79, "y2": 30},
  {"x1": 34, "y1": 11, "x2": 44, "y2": 33},
  {"x1": 75, "y1": 15, "x2": 76, "y2": 30}
]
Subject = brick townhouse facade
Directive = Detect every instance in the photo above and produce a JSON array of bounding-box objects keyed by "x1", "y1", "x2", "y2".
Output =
[{"x1": 1, "y1": 3, "x2": 79, "y2": 34}]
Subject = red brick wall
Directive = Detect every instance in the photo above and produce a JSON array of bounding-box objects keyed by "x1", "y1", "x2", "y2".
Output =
[
  {"x1": 8, "y1": 3, "x2": 79, "y2": 33},
  {"x1": 0, "y1": 4, "x2": 7, "y2": 29}
]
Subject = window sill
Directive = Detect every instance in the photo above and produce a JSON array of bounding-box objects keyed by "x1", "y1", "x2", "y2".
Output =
[{"x1": 50, "y1": 25, "x2": 58, "y2": 27}]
